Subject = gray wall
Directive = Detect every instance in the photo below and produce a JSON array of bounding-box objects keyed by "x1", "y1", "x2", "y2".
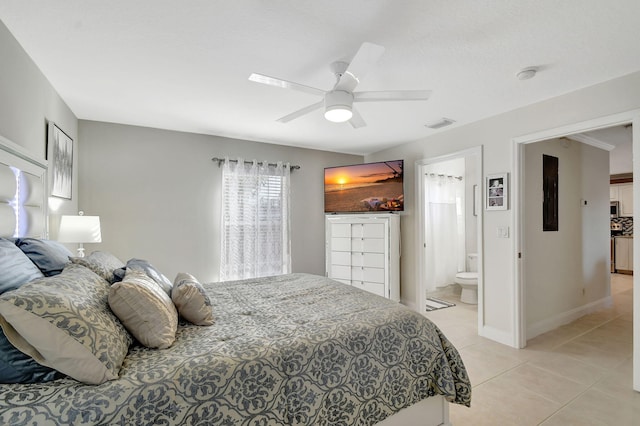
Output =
[
  {"x1": 0, "y1": 19, "x2": 79, "y2": 227},
  {"x1": 78, "y1": 120, "x2": 361, "y2": 282},
  {"x1": 366, "y1": 70, "x2": 640, "y2": 346},
  {"x1": 524, "y1": 138, "x2": 610, "y2": 337}
]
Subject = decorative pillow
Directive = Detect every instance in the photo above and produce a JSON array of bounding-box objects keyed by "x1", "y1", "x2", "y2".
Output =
[
  {"x1": 113, "y1": 258, "x2": 172, "y2": 295},
  {"x1": 172, "y1": 273, "x2": 214, "y2": 326},
  {"x1": 70, "y1": 251, "x2": 125, "y2": 284},
  {"x1": 0, "y1": 330, "x2": 61, "y2": 383},
  {"x1": 109, "y1": 269, "x2": 178, "y2": 349},
  {"x1": 0, "y1": 238, "x2": 44, "y2": 294},
  {"x1": 0, "y1": 263, "x2": 132, "y2": 384},
  {"x1": 14, "y1": 238, "x2": 73, "y2": 276}
]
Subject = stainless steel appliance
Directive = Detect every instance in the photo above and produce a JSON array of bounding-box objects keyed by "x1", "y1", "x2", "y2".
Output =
[
  {"x1": 611, "y1": 222, "x2": 623, "y2": 273},
  {"x1": 610, "y1": 201, "x2": 620, "y2": 218}
]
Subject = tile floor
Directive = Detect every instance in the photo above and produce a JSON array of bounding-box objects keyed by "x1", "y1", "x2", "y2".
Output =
[{"x1": 424, "y1": 274, "x2": 637, "y2": 425}]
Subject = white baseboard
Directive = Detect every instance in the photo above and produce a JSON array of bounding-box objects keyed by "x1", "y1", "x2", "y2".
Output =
[
  {"x1": 526, "y1": 296, "x2": 613, "y2": 340},
  {"x1": 479, "y1": 325, "x2": 517, "y2": 347}
]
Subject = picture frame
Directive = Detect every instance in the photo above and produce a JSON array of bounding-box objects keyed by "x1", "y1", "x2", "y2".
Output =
[
  {"x1": 48, "y1": 123, "x2": 73, "y2": 200},
  {"x1": 486, "y1": 172, "x2": 508, "y2": 211}
]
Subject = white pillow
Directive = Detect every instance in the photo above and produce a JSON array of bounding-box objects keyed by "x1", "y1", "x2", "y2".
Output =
[
  {"x1": 172, "y1": 273, "x2": 214, "y2": 326},
  {"x1": 109, "y1": 269, "x2": 178, "y2": 349}
]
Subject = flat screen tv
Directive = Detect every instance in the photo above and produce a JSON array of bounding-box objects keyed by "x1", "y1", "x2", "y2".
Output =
[{"x1": 324, "y1": 160, "x2": 404, "y2": 213}]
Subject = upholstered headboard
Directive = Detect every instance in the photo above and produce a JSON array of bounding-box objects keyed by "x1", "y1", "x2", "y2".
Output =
[{"x1": 0, "y1": 134, "x2": 47, "y2": 238}]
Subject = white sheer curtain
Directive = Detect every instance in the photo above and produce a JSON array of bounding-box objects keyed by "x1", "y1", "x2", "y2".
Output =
[
  {"x1": 424, "y1": 174, "x2": 465, "y2": 292},
  {"x1": 220, "y1": 158, "x2": 291, "y2": 281}
]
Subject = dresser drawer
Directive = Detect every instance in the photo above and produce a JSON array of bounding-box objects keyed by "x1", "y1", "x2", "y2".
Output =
[
  {"x1": 330, "y1": 265, "x2": 351, "y2": 280},
  {"x1": 351, "y1": 252, "x2": 385, "y2": 267},
  {"x1": 351, "y1": 238, "x2": 385, "y2": 253},
  {"x1": 352, "y1": 281, "x2": 386, "y2": 298},
  {"x1": 331, "y1": 237, "x2": 351, "y2": 252},
  {"x1": 351, "y1": 266, "x2": 385, "y2": 283},
  {"x1": 331, "y1": 251, "x2": 351, "y2": 266}
]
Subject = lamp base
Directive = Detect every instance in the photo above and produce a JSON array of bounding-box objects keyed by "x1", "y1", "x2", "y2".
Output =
[{"x1": 76, "y1": 244, "x2": 85, "y2": 258}]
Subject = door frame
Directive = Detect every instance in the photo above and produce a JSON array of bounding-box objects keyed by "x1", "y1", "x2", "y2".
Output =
[
  {"x1": 512, "y1": 109, "x2": 640, "y2": 390},
  {"x1": 416, "y1": 146, "x2": 484, "y2": 331}
]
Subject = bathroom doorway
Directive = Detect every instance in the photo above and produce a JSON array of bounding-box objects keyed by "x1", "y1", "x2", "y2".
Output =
[{"x1": 416, "y1": 146, "x2": 483, "y2": 330}]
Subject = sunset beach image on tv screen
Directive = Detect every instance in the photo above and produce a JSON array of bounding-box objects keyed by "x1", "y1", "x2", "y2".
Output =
[{"x1": 324, "y1": 160, "x2": 404, "y2": 213}]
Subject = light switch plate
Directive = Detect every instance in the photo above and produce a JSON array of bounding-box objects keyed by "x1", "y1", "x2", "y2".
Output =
[{"x1": 497, "y1": 226, "x2": 509, "y2": 238}]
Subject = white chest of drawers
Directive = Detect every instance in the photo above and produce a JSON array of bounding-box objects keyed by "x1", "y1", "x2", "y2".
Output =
[{"x1": 325, "y1": 214, "x2": 400, "y2": 301}]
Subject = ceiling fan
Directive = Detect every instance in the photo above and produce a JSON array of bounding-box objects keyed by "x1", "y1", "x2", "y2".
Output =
[{"x1": 249, "y1": 42, "x2": 432, "y2": 128}]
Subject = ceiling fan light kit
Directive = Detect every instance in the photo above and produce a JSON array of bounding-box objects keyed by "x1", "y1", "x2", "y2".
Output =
[
  {"x1": 324, "y1": 90, "x2": 354, "y2": 122},
  {"x1": 249, "y1": 42, "x2": 431, "y2": 128}
]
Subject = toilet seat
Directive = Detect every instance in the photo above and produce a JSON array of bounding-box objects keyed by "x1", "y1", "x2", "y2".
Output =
[{"x1": 454, "y1": 272, "x2": 478, "y2": 285}]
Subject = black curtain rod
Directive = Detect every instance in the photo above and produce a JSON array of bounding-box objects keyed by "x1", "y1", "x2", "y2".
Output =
[{"x1": 211, "y1": 157, "x2": 300, "y2": 171}]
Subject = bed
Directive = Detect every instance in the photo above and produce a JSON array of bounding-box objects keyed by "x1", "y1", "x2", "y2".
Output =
[{"x1": 0, "y1": 137, "x2": 470, "y2": 425}]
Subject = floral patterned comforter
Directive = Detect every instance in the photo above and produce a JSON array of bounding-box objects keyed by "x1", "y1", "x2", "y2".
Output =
[{"x1": 0, "y1": 273, "x2": 470, "y2": 425}]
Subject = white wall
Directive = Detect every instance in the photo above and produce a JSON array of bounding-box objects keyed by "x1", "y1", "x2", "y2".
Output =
[
  {"x1": 367, "y1": 70, "x2": 640, "y2": 345},
  {"x1": 523, "y1": 138, "x2": 610, "y2": 338},
  {"x1": 0, "y1": 20, "x2": 79, "y2": 227},
  {"x1": 77, "y1": 120, "x2": 361, "y2": 283}
]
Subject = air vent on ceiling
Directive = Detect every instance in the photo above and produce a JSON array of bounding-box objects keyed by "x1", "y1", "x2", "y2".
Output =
[{"x1": 425, "y1": 118, "x2": 455, "y2": 129}]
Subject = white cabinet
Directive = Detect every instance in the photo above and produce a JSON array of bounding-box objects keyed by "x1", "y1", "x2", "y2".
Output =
[
  {"x1": 610, "y1": 186, "x2": 619, "y2": 201},
  {"x1": 618, "y1": 183, "x2": 633, "y2": 217},
  {"x1": 610, "y1": 183, "x2": 633, "y2": 216},
  {"x1": 615, "y1": 236, "x2": 633, "y2": 272},
  {"x1": 326, "y1": 214, "x2": 400, "y2": 301}
]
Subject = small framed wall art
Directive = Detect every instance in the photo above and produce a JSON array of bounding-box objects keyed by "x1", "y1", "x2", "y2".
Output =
[
  {"x1": 48, "y1": 123, "x2": 73, "y2": 200},
  {"x1": 486, "y1": 172, "x2": 508, "y2": 211}
]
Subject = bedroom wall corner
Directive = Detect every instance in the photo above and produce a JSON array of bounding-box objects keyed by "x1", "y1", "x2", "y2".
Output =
[{"x1": 0, "y1": 18, "x2": 79, "y2": 235}]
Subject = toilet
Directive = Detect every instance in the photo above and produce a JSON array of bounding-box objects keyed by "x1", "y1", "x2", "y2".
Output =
[{"x1": 455, "y1": 253, "x2": 478, "y2": 304}]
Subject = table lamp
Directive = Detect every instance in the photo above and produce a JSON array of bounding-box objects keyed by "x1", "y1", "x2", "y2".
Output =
[{"x1": 58, "y1": 211, "x2": 101, "y2": 257}]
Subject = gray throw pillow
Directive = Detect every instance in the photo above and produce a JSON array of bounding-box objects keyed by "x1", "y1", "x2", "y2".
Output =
[
  {"x1": 172, "y1": 273, "x2": 214, "y2": 326},
  {"x1": 0, "y1": 238, "x2": 44, "y2": 294},
  {"x1": 15, "y1": 238, "x2": 73, "y2": 276},
  {"x1": 113, "y1": 258, "x2": 172, "y2": 295},
  {"x1": 70, "y1": 251, "x2": 125, "y2": 284}
]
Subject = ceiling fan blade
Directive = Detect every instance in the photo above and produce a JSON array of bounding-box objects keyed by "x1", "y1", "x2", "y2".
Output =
[
  {"x1": 335, "y1": 42, "x2": 385, "y2": 92},
  {"x1": 354, "y1": 90, "x2": 432, "y2": 102},
  {"x1": 249, "y1": 73, "x2": 325, "y2": 97},
  {"x1": 276, "y1": 101, "x2": 324, "y2": 123},
  {"x1": 349, "y1": 107, "x2": 366, "y2": 129}
]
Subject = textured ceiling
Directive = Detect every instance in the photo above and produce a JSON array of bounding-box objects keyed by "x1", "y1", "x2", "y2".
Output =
[{"x1": 1, "y1": 0, "x2": 639, "y2": 155}]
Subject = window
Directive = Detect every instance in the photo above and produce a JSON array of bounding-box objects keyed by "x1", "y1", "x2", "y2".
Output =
[{"x1": 220, "y1": 158, "x2": 291, "y2": 281}]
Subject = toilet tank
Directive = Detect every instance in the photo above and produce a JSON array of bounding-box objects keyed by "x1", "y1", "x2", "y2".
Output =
[{"x1": 467, "y1": 253, "x2": 478, "y2": 272}]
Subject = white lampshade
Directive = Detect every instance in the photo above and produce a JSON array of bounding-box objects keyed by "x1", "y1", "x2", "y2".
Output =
[{"x1": 58, "y1": 212, "x2": 101, "y2": 257}]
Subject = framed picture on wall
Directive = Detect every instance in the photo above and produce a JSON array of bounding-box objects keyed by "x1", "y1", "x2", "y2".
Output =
[
  {"x1": 48, "y1": 123, "x2": 73, "y2": 200},
  {"x1": 486, "y1": 172, "x2": 508, "y2": 211}
]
